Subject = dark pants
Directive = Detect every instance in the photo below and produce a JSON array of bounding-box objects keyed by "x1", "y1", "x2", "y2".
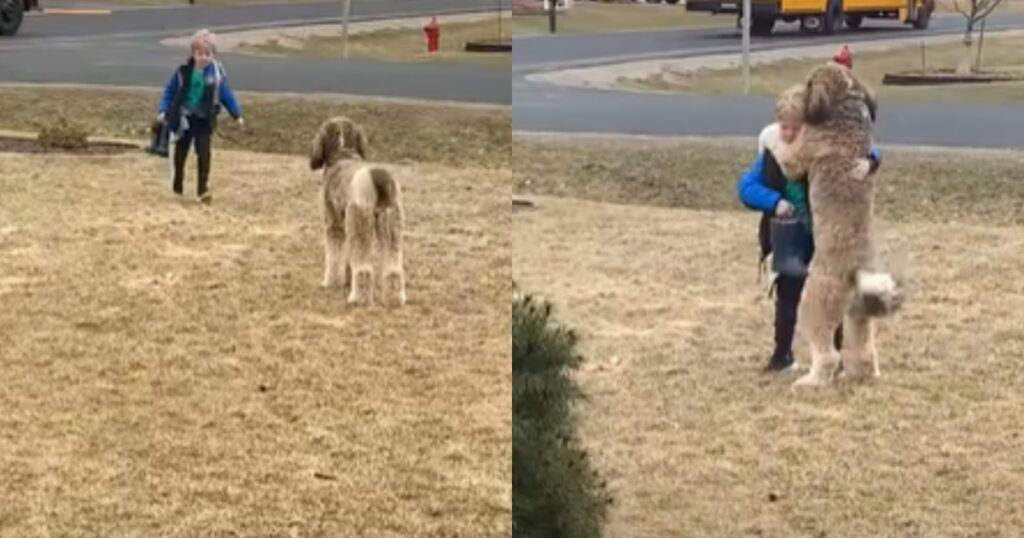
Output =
[
  {"x1": 773, "y1": 274, "x2": 844, "y2": 363},
  {"x1": 172, "y1": 115, "x2": 212, "y2": 197}
]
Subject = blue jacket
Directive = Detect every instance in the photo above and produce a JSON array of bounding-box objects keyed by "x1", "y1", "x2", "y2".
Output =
[
  {"x1": 736, "y1": 146, "x2": 881, "y2": 213},
  {"x1": 158, "y1": 60, "x2": 242, "y2": 119}
]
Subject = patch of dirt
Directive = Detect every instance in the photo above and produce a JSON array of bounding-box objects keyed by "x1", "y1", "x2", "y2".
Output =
[
  {"x1": 883, "y1": 69, "x2": 1024, "y2": 85},
  {"x1": 0, "y1": 136, "x2": 137, "y2": 155}
]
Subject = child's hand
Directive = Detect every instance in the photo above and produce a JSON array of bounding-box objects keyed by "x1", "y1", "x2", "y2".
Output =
[{"x1": 775, "y1": 200, "x2": 794, "y2": 218}]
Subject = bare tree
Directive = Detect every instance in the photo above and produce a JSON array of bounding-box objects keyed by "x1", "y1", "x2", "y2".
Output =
[{"x1": 953, "y1": 0, "x2": 1006, "y2": 73}]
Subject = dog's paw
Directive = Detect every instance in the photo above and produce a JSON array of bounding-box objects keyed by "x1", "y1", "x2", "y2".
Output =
[
  {"x1": 850, "y1": 158, "x2": 872, "y2": 180},
  {"x1": 856, "y1": 270, "x2": 903, "y2": 316},
  {"x1": 837, "y1": 362, "x2": 879, "y2": 382},
  {"x1": 792, "y1": 371, "x2": 832, "y2": 388},
  {"x1": 383, "y1": 272, "x2": 406, "y2": 307}
]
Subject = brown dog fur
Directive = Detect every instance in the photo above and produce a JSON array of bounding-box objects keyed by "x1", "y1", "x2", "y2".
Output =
[
  {"x1": 776, "y1": 63, "x2": 902, "y2": 387},
  {"x1": 310, "y1": 117, "x2": 406, "y2": 306}
]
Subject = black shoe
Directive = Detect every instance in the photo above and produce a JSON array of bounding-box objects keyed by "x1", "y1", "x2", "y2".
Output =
[{"x1": 762, "y1": 352, "x2": 796, "y2": 373}]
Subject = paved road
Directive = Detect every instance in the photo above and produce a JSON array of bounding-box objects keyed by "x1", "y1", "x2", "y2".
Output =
[
  {"x1": 512, "y1": 13, "x2": 1024, "y2": 148},
  {"x1": 513, "y1": 12, "x2": 1024, "y2": 70},
  {"x1": 0, "y1": 0, "x2": 511, "y2": 105},
  {"x1": 16, "y1": 0, "x2": 503, "y2": 39}
]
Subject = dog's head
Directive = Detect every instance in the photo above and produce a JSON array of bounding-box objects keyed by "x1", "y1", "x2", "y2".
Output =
[
  {"x1": 803, "y1": 62, "x2": 876, "y2": 125},
  {"x1": 310, "y1": 116, "x2": 368, "y2": 171}
]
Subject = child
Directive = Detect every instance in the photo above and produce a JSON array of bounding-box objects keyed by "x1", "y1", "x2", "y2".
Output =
[
  {"x1": 158, "y1": 29, "x2": 244, "y2": 203},
  {"x1": 736, "y1": 84, "x2": 881, "y2": 373}
]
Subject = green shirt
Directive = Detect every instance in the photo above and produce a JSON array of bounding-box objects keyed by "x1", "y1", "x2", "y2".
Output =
[
  {"x1": 782, "y1": 177, "x2": 809, "y2": 215},
  {"x1": 183, "y1": 68, "x2": 205, "y2": 111}
]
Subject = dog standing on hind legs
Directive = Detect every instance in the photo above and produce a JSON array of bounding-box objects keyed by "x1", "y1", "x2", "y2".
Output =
[
  {"x1": 775, "y1": 63, "x2": 903, "y2": 387},
  {"x1": 310, "y1": 116, "x2": 406, "y2": 306}
]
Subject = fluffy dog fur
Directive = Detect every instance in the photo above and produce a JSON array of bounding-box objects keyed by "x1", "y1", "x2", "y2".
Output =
[
  {"x1": 310, "y1": 117, "x2": 406, "y2": 306},
  {"x1": 776, "y1": 63, "x2": 903, "y2": 388}
]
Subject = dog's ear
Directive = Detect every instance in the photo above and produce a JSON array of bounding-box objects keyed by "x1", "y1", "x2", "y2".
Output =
[
  {"x1": 804, "y1": 71, "x2": 832, "y2": 125},
  {"x1": 310, "y1": 123, "x2": 326, "y2": 170},
  {"x1": 311, "y1": 121, "x2": 341, "y2": 170},
  {"x1": 354, "y1": 125, "x2": 368, "y2": 159},
  {"x1": 850, "y1": 74, "x2": 878, "y2": 122}
]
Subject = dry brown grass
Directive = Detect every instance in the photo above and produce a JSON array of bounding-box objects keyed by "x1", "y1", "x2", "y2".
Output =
[
  {"x1": 623, "y1": 34, "x2": 1024, "y2": 104},
  {"x1": 512, "y1": 135, "x2": 1024, "y2": 537},
  {"x1": 0, "y1": 86, "x2": 511, "y2": 170},
  {"x1": 934, "y1": 0, "x2": 1024, "y2": 12},
  {"x1": 240, "y1": 17, "x2": 512, "y2": 67},
  {"x1": 0, "y1": 149, "x2": 510, "y2": 536}
]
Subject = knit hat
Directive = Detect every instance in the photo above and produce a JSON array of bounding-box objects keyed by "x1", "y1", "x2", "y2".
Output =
[{"x1": 833, "y1": 45, "x2": 852, "y2": 68}]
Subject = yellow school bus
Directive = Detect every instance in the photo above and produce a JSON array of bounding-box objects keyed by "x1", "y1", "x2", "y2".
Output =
[{"x1": 685, "y1": 0, "x2": 935, "y2": 35}]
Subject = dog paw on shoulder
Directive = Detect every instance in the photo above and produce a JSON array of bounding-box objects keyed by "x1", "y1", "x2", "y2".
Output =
[{"x1": 850, "y1": 158, "x2": 872, "y2": 180}]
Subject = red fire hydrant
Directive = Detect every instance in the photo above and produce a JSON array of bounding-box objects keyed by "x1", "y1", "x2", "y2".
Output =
[
  {"x1": 423, "y1": 16, "x2": 440, "y2": 53},
  {"x1": 833, "y1": 45, "x2": 853, "y2": 69}
]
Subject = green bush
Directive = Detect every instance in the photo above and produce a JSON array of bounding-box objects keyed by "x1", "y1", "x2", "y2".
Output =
[{"x1": 513, "y1": 292, "x2": 609, "y2": 538}]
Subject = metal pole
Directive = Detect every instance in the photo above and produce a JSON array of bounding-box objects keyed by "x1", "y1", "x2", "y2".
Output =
[
  {"x1": 342, "y1": 0, "x2": 352, "y2": 59},
  {"x1": 548, "y1": 0, "x2": 557, "y2": 34},
  {"x1": 742, "y1": 0, "x2": 751, "y2": 95}
]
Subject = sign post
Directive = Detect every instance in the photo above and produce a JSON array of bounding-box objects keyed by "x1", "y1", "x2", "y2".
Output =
[
  {"x1": 342, "y1": 0, "x2": 352, "y2": 59},
  {"x1": 742, "y1": 0, "x2": 751, "y2": 95}
]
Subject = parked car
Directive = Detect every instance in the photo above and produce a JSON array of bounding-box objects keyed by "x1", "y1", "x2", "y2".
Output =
[{"x1": 0, "y1": 0, "x2": 39, "y2": 36}]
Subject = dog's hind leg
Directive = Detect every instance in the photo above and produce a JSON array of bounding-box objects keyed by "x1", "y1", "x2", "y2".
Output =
[
  {"x1": 345, "y1": 204, "x2": 375, "y2": 305},
  {"x1": 322, "y1": 225, "x2": 345, "y2": 288},
  {"x1": 793, "y1": 272, "x2": 847, "y2": 388},
  {"x1": 839, "y1": 311, "x2": 880, "y2": 381},
  {"x1": 377, "y1": 206, "x2": 406, "y2": 307}
]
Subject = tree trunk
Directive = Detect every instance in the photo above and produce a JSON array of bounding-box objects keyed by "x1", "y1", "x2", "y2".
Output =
[
  {"x1": 974, "y1": 16, "x2": 987, "y2": 72},
  {"x1": 956, "y1": 26, "x2": 975, "y2": 74}
]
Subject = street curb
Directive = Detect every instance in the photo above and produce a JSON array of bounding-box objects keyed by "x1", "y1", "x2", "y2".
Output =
[
  {"x1": 0, "y1": 82, "x2": 511, "y2": 111},
  {"x1": 510, "y1": 129, "x2": 1024, "y2": 155}
]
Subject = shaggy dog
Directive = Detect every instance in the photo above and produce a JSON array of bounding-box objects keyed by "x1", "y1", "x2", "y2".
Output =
[
  {"x1": 310, "y1": 117, "x2": 406, "y2": 306},
  {"x1": 776, "y1": 63, "x2": 903, "y2": 387}
]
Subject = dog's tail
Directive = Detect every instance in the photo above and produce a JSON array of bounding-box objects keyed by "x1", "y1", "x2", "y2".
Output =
[
  {"x1": 351, "y1": 166, "x2": 403, "y2": 256},
  {"x1": 852, "y1": 270, "x2": 905, "y2": 318}
]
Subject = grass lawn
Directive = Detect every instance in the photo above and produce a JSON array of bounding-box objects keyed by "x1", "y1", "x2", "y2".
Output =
[
  {"x1": 512, "y1": 134, "x2": 1024, "y2": 537},
  {"x1": 239, "y1": 17, "x2": 511, "y2": 67},
  {"x1": 934, "y1": 0, "x2": 1024, "y2": 12},
  {"x1": 0, "y1": 86, "x2": 510, "y2": 170},
  {"x1": 511, "y1": 1, "x2": 729, "y2": 36},
  {"x1": 622, "y1": 34, "x2": 1024, "y2": 104},
  {"x1": 0, "y1": 150, "x2": 510, "y2": 536},
  {"x1": 0, "y1": 84, "x2": 511, "y2": 534}
]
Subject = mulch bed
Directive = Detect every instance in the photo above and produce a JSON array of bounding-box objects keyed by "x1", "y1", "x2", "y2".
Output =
[
  {"x1": 882, "y1": 70, "x2": 1024, "y2": 86},
  {"x1": 0, "y1": 137, "x2": 138, "y2": 155},
  {"x1": 465, "y1": 39, "x2": 513, "y2": 53}
]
